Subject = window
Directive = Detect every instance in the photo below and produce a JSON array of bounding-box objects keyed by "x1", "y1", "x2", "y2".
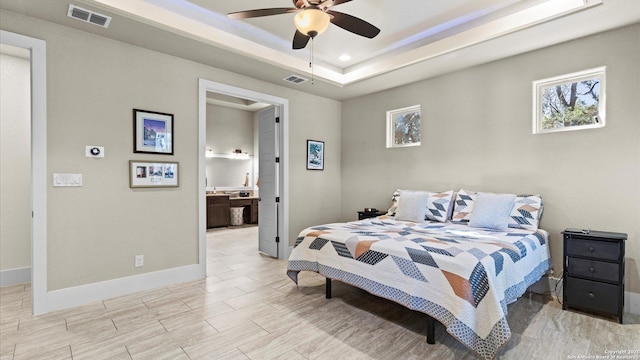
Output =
[
  {"x1": 533, "y1": 67, "x2": 606, "y2": 134},
  {"x1": 386, "y1": 105, "x2": 421, "y2": 148}
]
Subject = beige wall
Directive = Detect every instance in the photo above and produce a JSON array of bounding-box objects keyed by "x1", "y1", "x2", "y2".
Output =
[
  {"x1": 0, "y1": 10, "x2": 342, "y2": 291},
  {"x1": 205, "y1": 104, "x2": 254, "y2": 188},
  {"x1": 340, "y1": 24, "x2": 640, "y2": 293},
  {"x1": 290, "y1": 96, "x2": 342, "y2": 233},
  {"x1": 0, "y1": 51, "x2": 31, "y2": 271},
  {"x1": 206, "y1": 104, "x2": 254, "y2": 156}
]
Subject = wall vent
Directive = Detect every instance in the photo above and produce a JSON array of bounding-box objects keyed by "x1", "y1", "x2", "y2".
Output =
[
  {"x1": 283, "y1": 75, "x2": 308, "y2": 84},
  {"x1": 67, "y1": 5, "x2": 111, "y2": 28}
]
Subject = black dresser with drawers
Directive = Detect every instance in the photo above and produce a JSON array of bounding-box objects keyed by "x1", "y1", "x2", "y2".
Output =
[{"x1": 562, "y1": 228, "x2": 626, "y2": 323}]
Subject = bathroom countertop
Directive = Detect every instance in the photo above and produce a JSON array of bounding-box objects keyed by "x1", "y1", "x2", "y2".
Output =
[{"x1": 206, "y1": 194, "x2": 258, "y2": 200}]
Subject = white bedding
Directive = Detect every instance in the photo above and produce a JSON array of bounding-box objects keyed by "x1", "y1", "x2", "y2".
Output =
[{"x1": 287, "y1": 216, "x2": 552, "y2": 359}]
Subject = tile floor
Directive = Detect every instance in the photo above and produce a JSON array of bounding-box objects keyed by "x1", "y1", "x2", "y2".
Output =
[{"x1": 1, "y1": 226, "x2": 638, "y2": 359}]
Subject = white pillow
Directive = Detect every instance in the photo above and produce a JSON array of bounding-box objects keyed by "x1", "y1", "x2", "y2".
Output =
[
  {"x1": 394, "y1": 190, "x2": 429, "y2": 223},
  {"x1": 468, "y1": 193, "x2": 516, "y2": 231}
]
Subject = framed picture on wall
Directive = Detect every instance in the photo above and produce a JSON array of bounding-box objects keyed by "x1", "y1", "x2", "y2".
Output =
[
  {"x1": 133, "y1": 109, "x2": 174, "y2": 155},
  {"x1": 129, "y1": 160, "x2": 179, "y2": 188},
  {"x1": 306, "y1": 140, "x2": 324, "y2": 170}
]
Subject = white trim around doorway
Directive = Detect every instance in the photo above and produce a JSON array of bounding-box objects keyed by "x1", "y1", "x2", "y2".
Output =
[
  {"x1": 0, "y1": 30, "x2": 47, "y2": 315},
  {"x1": 198, "y1": 79, "x2": 290, "y2": 267}
]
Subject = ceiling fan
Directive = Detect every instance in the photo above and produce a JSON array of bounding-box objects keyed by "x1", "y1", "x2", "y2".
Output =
[{"x1": 228, "y1": 0, "x2": 381, "y2": 50}]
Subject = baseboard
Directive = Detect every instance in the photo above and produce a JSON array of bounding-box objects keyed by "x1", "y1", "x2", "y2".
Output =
[
  {"x1": 0, "y1": 267, "x2": 31, "y2": 287},
  {"x1": 626, "y1": 291, "x2": 640, "y2": 316},
  {"x1": 44, "y1": 264, "x2": 204, "y2": 314}
]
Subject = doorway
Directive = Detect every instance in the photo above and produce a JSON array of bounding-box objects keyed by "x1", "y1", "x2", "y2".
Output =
[
  {"x1": 198, "y1": 79, "x2": 289, "y2": 273},
  {"x1": 203, "y1": 95, "x2": 264, "y2": 244},
  {"x1": 0, "y1": 44, "x2": 31, "y2": 286},
  {"x1": 0, "y1": 30, "x2": 47, "y2": 315}
]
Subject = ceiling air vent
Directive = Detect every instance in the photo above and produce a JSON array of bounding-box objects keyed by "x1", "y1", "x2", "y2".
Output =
[
  {"x1": 67, "y1": 5, "x2": 111, "y2": 28},
  {"x1": 283, "y1": 75, "x2": 308, "y2": 85}
]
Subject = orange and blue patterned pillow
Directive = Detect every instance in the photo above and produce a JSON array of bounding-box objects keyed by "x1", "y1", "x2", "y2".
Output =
[
  {"x1": 387, "y1": 189, "x2": 455, "y2": 223},
  {"x1": 451, "y1": 189, "x2": 477, "y2": 224},
  {"x1": 425, "y1": 190, "x2": 455, "y2": 223},
  {"x1": 387, "y1": 190, "x2": 401, "y2": 216},
  {"x1": 389, "y1": 188, "x2": 544, "y2": 230},
  {"x1": 508, "y1": 194, "x2": 544, "y2": 231},
  {"x1": 451, "y1": 189, "x2": 543, "y2": 231}
]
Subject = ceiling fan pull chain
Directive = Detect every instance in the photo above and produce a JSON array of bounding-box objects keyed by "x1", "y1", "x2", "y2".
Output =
[{"x1": 310, "y1": 38, "x2": 315, "y2": 85}]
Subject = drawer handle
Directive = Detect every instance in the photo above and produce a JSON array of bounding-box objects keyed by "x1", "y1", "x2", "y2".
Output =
[
  {"x1": 588, "y1": 246, "x2": 595, "y2": 252},
  {"x1": 588, "y1": 292, "x2": 595, "y2": 299},
  {"x1": 589, "y1": 267, "x2": 595, "y2": 273}
]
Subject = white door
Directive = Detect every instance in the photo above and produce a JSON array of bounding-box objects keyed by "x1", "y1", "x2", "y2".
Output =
[{"x1": 258, "y1": 106, "x2": 279, "y2": 257}]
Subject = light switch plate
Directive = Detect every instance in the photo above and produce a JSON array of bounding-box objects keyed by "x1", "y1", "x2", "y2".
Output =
[{"x1": 53, "y1": 173, "x2": 83, "y2": 187}]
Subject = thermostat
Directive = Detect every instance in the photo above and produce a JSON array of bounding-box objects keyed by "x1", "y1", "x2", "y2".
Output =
[{"x1": 86, "y1": 145, "x2": 104, "y2": 158}]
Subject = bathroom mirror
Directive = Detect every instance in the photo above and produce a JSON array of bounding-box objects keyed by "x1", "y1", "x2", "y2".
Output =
[{"x1": 206, "y1": 157, "x2": 253, "y2": 189}]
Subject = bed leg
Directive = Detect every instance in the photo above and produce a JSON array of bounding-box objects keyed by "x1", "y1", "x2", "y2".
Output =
[
  {"x1": 325, "y1": 278, "x2": 332, "y2": 299},
  {"x1": 426, "y1": 315, "x2": 435, "y2": 344}
]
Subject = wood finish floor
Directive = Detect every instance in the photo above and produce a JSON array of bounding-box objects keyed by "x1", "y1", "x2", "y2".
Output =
[{"x1": 1, "y1": 226, "x2": 638, "y2": 359}]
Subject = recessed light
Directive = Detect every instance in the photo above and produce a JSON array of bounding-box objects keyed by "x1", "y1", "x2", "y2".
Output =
[{"x1": 339, "y1": 54, "x2": 351, "y2": 61}]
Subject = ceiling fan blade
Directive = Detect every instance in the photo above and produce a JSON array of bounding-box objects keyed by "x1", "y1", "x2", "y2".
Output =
[
  {"x1": 293, "y1": 30, "x2": 311, "y2": 49},
  {"x1": 326, "y1": 10, "x2": 380, "y2": 38},
  {"x1": 330, "y1": 0, "x2": 353, "y2": 6},
  {"x1": 228, "y1": 8, "x2": 297, "y2": 20}
]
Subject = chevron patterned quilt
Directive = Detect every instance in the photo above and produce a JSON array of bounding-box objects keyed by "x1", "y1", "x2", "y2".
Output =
[{"x1": 287, "y1": 216, "x2": 551, "y2": 359}]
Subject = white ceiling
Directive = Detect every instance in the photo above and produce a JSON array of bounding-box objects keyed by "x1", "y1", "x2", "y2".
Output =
[
  {"x1": 206, "y1": 92, "x2": 271, "y2": 112},
  {"x1": 1, "y1": 0, "x2": 639, "y2": 100}
]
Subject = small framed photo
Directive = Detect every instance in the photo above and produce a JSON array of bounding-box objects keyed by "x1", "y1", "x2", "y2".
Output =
[
  {"x1": 306, "y1": 140, "x2": 324, "y2": 171},
  {"x1": 386, "y1": 105, "x2": 421, "y2": 148},
  {"x1": 133, "y1": 109, "x2": 174, "y2": 154},
  {"x1": 533, "y1": 66, "x2": 606, "y2": 134},
  {"x1": 129, "y1": 160, "x2": 179, "y2": 188}
]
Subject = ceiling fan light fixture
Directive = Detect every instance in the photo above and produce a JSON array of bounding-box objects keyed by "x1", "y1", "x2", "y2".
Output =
[{"x1": 294, "y1": 8, "x2": 330, "y2": 38}]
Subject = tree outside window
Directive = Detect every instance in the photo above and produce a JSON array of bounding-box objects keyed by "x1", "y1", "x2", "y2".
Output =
[
  {"x1": 533, "y1": 67, "x2": 606, "y2": 134},
  {"x1": 386, "y1": 105, "x2": 421, "y2": 148}
]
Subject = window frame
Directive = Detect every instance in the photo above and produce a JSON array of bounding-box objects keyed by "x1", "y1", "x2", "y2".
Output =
[
  {"x1": 532, "y1": 66, "x2": 606, "y2": 134},
  {"x1": 386, "y1": 105, "x2": 422, "y2": 148}
]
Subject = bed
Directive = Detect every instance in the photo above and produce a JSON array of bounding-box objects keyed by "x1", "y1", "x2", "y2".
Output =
[{"x1": 287, "y1": 189, "x2": 551, "y2": 359}]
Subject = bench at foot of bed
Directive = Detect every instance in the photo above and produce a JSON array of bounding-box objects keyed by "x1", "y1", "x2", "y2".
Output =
[{"x1": 325, "y1": 278, "x2": 436, "y2": 344}]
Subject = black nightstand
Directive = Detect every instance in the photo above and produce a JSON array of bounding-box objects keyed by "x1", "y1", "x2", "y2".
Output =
[
  {"x1": 562, "y1": 228, "x2": 626, "y2": 323},
  {"x1": 357, "y1": 210, "x2": 386, "y2": 220}
]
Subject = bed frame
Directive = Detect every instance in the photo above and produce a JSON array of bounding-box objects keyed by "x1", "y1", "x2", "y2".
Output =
[{"x1": 324, "y1": 277, "x2": 436, "y2": 344}]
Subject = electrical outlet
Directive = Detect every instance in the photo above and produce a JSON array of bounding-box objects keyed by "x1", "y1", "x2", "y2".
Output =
[{"x1": 135, "y1": 255, "x2": 144, "y2": 268}]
